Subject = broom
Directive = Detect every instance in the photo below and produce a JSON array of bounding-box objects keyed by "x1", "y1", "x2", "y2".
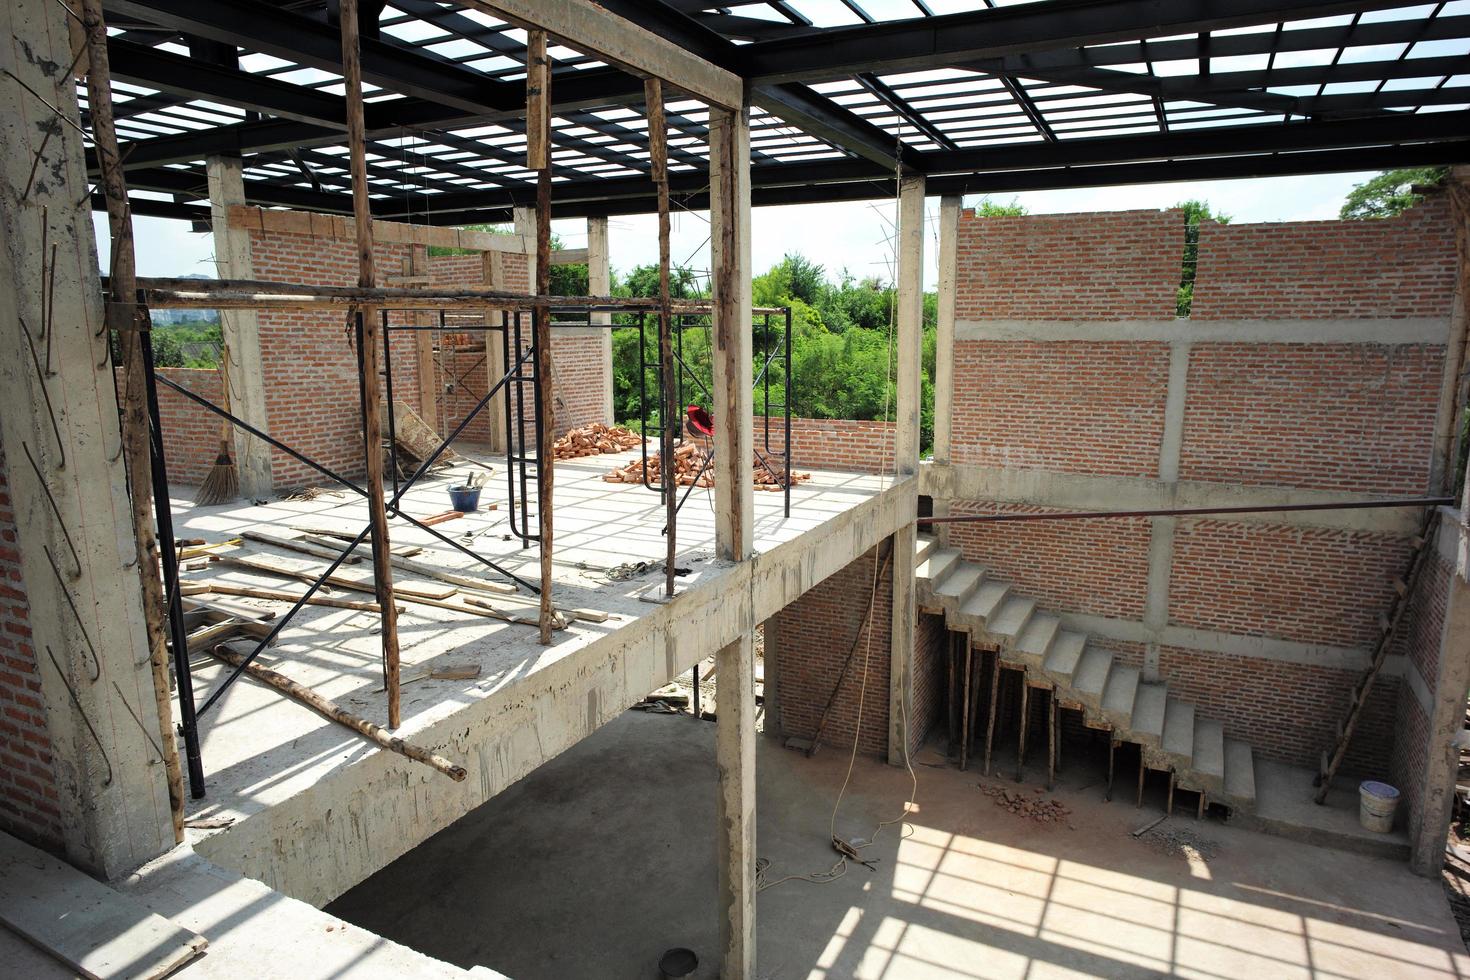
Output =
[{"x1": 196, "y1": 345, "x2": 239, "y2": 505}]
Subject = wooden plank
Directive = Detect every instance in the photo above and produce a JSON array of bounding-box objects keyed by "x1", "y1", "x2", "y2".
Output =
[
  {"x1": 0, "y1": 833, "x2": 206, "y2": 979},
  {"x1": 215, "y1": 551, "x2": 456, "y2": 600},
  {"x1": 526, "y1": 29, "x2": 550, "y2": 171},
  {"x1": 647, "y1": 77, "x2": 676, "y2": 600},
  {"x1": 529, "y1": 29, "x2": 556, "y2": 645},
  {"x1": 456, "y1": 0, "x2": 742, "y2": 109},
  {"x1": 549, "y1": 248, "x2": 590, "y2": 266}
]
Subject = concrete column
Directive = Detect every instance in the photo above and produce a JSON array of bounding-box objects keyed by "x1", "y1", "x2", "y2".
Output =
[
  {"x1": 482, "y1": 251, "x2": 508, "y2": 453},
  {"x1": 1412, "y1": 511, "x2": 1470, "y2": 876},
  {"x1": 513, "y1": 207, "x2": 536, "y2": 291},
  {"x1": 889, "y1": 174, "x2": 925, "y2": 764},
  {"x1": 587, "y1": 216, "x2": 614, "y2": 425},
  {"x1": 932, "y1": 194, "x2": 960, "y2": 546},
  {"x1": 206, "y1": 154, "x2": 273, "y2": 497},
  {"x1": 409, "y1": 244, "x2": 438, "y2": 430},
  {"x1": 0, "y1": 0, "x2": 174, "y2": 875},
  {"x1": 709, "y1": 103, "x2": 756, "y2": 980}
]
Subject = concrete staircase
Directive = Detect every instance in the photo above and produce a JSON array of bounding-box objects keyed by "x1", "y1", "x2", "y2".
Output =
[{"x1": 916, "y1": 535, "x2": 1258, "y2": 814}]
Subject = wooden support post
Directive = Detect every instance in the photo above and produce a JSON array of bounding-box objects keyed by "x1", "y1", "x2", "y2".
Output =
[
  {"x1": 339, "y1": 0, "x2": 401, "y2": 727},
  {"x1": 1106, "y1": 737, "x2": 1116, "y2": 802},
  {"x1": 1047, "y1": 690, "x2": 1057, "y2": 791},
  {"x1": 78, "y1": 0, "x2": 185, "y2": 844},
  {"x1": 710, "y1": 101, "x2": 755, "y2": 980},
  {"x1": 527, "y1": 30, "x2": 556, "y2": 645},
  {"x1": 932, "y1": 194, "x2": 960, "y2": 546},
  {"x1": 959, "y1": 641, "x2": 973, "y2": 771},
  {"x1": 983, "y1": 651, "x2": 1000, "y2": 776},
  {"x1": 1167, "y1": 771, "x2": 1176, "y2": 816},
  {"x1": 411, "y1": 244, "x2": 437, "y2": 430},
  {"x1": 646, "y1": 78, "x2": 676, "y2": 600},
  {"x1": 1138, "y1": 759, "x2": 1146, "y2": 808},
  {"x1": 586, "y1": 216, "x2": 613, "y2": 424},
  {"x1": 206, "y1": 155, "x2": 272, "y2": 498},
  {"x1": 1016, "y1": 672, "x2": 1029, "y2": 782},
  {"x1": 946, "y1": 632, "x2": 958, "y2": 757}
]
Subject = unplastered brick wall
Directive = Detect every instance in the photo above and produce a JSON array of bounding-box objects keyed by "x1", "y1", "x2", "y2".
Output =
[
  {"x1": 769, "y1": 543, "x2": 945, "y2": 758},
  {"x1": 943, "y1": 195, "x2": 1459, "y2": 777},
  {"x1": 248, "y1": 230, "x2": 426, "y2": 489},
  {"x1": 951, "y1": 341, "x2": 1171, "y2": 476},
  {"x1": 0, "y1": 448, "x2": 62, "y2": 849},
  {"x1": 1190, "y1": 194, "x2": 1457, "y2": 320},
  {"x1": 954, "y1": 208, "x2": 1181, "y2": 321},
  {"x1": 757, "y1": 416, "x2": 897, "y2": 475},
  {"x1": 120, "y1": 368, "x2": 223, "y2": 486}
]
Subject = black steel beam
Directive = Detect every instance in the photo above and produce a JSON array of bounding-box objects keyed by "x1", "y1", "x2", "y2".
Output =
[
  {"x1": 750, "y1": 83, "x2": 919, "y2": 173},
  {"x1": 742, "y1": 0, "x2": 1434, "y2": 85}
]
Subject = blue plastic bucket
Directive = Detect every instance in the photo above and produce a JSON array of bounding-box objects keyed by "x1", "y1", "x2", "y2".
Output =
[{"x1": 447, "y1": 485, "x2": 482, "y2": 512}]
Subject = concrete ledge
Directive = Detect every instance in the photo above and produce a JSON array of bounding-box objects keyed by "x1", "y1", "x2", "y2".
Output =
[
  {"x1": 190, "y1": 479, "x2": 914, "y2": 906},
  {"x1": 923, "y1": 462, "x2": 1426, "y2": 534},
  {"x1": 956, "y1": 317, "x2": 1451, "y2": 344}
]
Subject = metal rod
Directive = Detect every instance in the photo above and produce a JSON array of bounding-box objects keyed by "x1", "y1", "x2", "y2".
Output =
[{"x1": 919, "y1": 497, "x2": 1455, "y2": 525}]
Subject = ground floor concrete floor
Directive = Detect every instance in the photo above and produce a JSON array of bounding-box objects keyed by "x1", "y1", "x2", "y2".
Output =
[{"x1": 327, "y1": 710, "x2": 1467, "y2": 979}]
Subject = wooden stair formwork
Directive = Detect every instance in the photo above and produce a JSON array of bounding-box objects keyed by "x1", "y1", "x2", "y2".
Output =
[{"x1": 916, "y1": 534, "x2": 1258, "y2": 816}]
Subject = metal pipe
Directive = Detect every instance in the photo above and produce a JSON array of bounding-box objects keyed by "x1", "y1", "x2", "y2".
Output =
[{"x1": 918, "y1": 497, "x2": 1456, "y2": 525}]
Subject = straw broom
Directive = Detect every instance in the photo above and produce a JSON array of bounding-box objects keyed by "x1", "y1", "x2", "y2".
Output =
[{"x1": 195, "y1": 343, "x2": 238, "y2": 505}]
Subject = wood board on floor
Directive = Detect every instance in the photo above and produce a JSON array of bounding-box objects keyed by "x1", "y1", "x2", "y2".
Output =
[
  {"x1": 215, "y1": 550, "x2": 458, "y2": 600},
  {"x1": 0, "y1": 833, "x2": 207, "y2": 979}
]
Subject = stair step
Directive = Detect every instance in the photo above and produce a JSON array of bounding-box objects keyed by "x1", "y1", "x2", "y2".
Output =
[
  {"x1": 1223, "y1": 739, "x2": 1257, "y2": 807},
  {"x1": 1072, "y1": 647, "x2": 1112, "y2": 703},
  {"x1": 934, "y1": 563, "x2": 984, "y2": 606},
  {"x1": 1161, "y1": 699, "x2": 1196, "y2": 764},
  {"x1": 960, "y1": 580, "x2": 1011, "y2": 623},
  {"x1": 916, "y1": 548, "x2": 961, "y2": 593},
  {"x1": 1101, "y1": 664, "x2": 1140, "y2": 727},
  {"x1": 1014, "y1": 613, "x2": 1061, "y2": 665},
  {"x1": 986, "y1": 595, "x2": 1036, "y2": 645},
  {"x1": 1042, "y1": 631, "x2": 1086, "y2": 685},
  {"x1": 915, "y1": 534, "x2": 940, "y2": 565},
  {"x1": 1188, "y1": 718, "x2": 1226, "y2": 796},
  {"x1": 1131, "y1": 682, "x2": 1167, "y2": 743}
]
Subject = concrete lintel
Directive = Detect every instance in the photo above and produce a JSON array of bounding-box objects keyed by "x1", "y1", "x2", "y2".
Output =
[
  {"x1": 1053, "y1": 610, "x2": 1377, "y2": 671},
  {"x1": 955, "y1": 317, "x2": 1452, "y2": 345},
  {"x1": 922, "y1": 462, "x2": 1425, "y2": 535}
]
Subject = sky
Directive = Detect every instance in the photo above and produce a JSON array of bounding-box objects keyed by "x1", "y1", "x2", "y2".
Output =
[{"x1": 98, "y1": 170, "x2": 1379, "y2": 289}]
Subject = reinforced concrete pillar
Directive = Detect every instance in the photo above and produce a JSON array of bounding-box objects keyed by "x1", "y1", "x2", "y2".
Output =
[
  {"x1": 710, "y1": 102, "x2": 756, "y2": 980},
  {"x1": 206, "y1": 154, "x2": 273, "y2": 497},
  {"x1": 931, "y1": 195, "x2": 960, "y2": 547},
  {"x1": 587, "y1": 216, "x2": 614, "y2": 425},
  {"x1": 888, "y1": 174, "x2": 925, "y2": 765},
  {"x1": 0, "y1": 0, "x2": 174, "y2": 875}
]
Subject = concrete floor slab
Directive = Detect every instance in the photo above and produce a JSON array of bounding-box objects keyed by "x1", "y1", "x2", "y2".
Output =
[
  {"x1": 168, "y1": 449, "x2": 901, "y2": 904},
  {"x1": 328, "y1": 711, "x2": 1470, "y2": 980}
]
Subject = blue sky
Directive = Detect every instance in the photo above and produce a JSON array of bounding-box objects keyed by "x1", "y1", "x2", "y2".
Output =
[{"x1": 99, "y1": 170, "x2": 1380, "y2": 289}]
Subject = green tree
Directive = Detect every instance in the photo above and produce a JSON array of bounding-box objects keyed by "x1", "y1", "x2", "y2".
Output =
[
  {"x1": 1175, "y1": 200, "x2": 1231, "y2": 317},
  {"x1": 1340, "y1": 167, "x2": 1448, "y2": 220},
  {"x1": 972, "y1": 196, "x2": 1027, "y2": 217}
]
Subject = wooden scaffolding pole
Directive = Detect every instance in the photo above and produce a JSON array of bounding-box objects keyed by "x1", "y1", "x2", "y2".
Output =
[
  {"x1": 79, "y1": 0, "x2": 185, "y2": 841},
  {"x1": 339, "y1": 0, "x2": 401, "y2": 727},
  {"x1": 646, "y1": 78, "x2": 677, "y2": 599},
  {"x1": 527, "y1": 29, "x2": 556, "y2": 644}
]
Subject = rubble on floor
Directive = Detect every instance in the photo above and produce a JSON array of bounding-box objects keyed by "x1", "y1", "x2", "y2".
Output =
[
  {"x1": 978, "y1": 782, "x2": 1075, "y2": 827},
  {"x1": 602, "y1": 442, "x2": 809, "y2": 490}
]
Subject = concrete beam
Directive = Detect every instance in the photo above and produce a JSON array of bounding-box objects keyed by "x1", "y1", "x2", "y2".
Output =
[
  {"x1": 228, "y1": 205, "x2": 529, "y2": 254},
  {"x1": 207, "y1": 155, "x2": 273, "y2": 498},
  {"x1": 586, "y1": 216, "x2": 613, "y2": 426},
  {"x1": 454, "y1": 0, "x2": 743, "y2": 109},
  {"x1": 0, "y1": 0, "x2": 174, "y2": 875},
  {"x1": 709, "y1": 102, "x2": 755, "y2": 979},
  {"x1": 889, "y1": 175, "x2": 924, "y2": 765},
  {"x1": 955, "y1": 316, "x2": 1451, "y2": 344}
]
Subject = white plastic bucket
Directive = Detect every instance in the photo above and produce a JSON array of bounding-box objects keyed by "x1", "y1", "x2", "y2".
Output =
[{"x1": 1359, "y1": 780, "x2": 1400, "y2": 833}]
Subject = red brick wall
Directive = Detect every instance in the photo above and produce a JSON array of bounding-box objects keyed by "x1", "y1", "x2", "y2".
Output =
[
  {"x1": 127, "y1": 368, "x2": 224, "y2": 487},
  {"x1": 955, "y1": 208, "x2": 1182, "y2": 321},
  {"x1": 249, "y1": 231, "x2": 425, "y2": 489},
  {"x1": 757, "y1": 416, "x2": 896, "y2": 475},
  {"x1": 1191, "y1": 195, "x2": 1458, "y2": 320},
  {"x1": 1178, "y1": 344, "x2": 1445, "y2": 495},
  {"x1": 1158, "y1": 646, "x2": 1396, "y2": 777},
  {"x1": 951, "y1": 341, "x2": 1171, "y2": 477},
  {"x1": 948, "y1": 503, "x2": 1153, "y2": 622},
  {"x1": 1169, "y1": 521, "x2": 1412, "y2": 649},
  {"x1": 0, "y1": 449, "x2": 62, "y2": 849}
]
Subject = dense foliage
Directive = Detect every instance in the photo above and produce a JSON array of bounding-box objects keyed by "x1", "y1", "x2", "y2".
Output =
[
  {"x1": 1175, "y1": 200, "x2": 1232, "y2": 317},
  {"x1": 1340, "y1": 166, "x2": 1448, "y2": 220}
]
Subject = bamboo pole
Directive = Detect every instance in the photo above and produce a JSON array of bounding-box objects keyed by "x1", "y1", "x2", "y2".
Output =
[
  {"x1": 79, "y1": 0, "x2": 185, "y2": 842},
  {"x1": 339, "y1": 0, "x2": 401, "y2": 727},
  {"x1": 207, "y1": 645, "x2": 465, "y2": 781},
  {"x1": 1016, "y1": 671, "x2": 1029, "y2": 782},
  {"x1": 983, "y1": 651, "x2": 1000, "y2": 776},
  {"x1": 527, "y1": 30, "x2": 555, "y2": 645},
  {"x1": 646, "y1": 78, "x2": 677, "y2": 600}
]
